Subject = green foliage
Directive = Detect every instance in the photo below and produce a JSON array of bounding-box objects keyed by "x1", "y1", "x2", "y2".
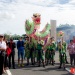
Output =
[
  {"x1": 4, "y1": 33, "x2": 10, "y2": 40},
  {"x1": 4, "y1": 33, "x2": 21, "y2": 40}
]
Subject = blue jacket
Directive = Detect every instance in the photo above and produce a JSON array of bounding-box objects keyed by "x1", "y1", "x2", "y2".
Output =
[{"x1": 17, "y1": 40, "x2": 24, "y2": 51}]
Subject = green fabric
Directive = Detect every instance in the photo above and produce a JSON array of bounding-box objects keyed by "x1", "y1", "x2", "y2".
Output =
[
  {"x1": 32, "y1": 39, "x2": 37, "y2": 57},
  {"x1": 29, "y1": 38, "x2": 37, "y2": 49},
  {"x1": 62, "y1": 42, "x2": 67, "y2": 61},
  {"x1": 37, "y1": 44, "x2": 42, "y2": 51},
  {"x1": 45, "y1": 42, "x2": 56, "y2": 60},
  {"x1": 35, "y1": 24, "x2": 50, "y2": 38},
  {"x1": 45, "y1": 49, "x2": 50, "y2": 59},
  {"x1": 37, "y1": 43, "x2": 44, "y2": 61},
  {"x1": 50, "y1": 51, "x2": 55, "y2": 60},
  {"x1": 62, "y1": 42, "x2": 67, "y2": 52},
  {"x1": 36, "y1": 50, "x2": 38, "y2": 57},
  {"x1": 25, "y1": 39, "x2": 37, "y2": 58},
  {"x1": 24, "y1": 40, "x2": 30, "y2": 58},
  {"x1": 32, "y1": 39, "x2": 37, "y2": 49},
  {"x1": 37, "y1": 51, "x2": 44, "y2": 61},
  {"x1": 59, "y1": 53, "x2": 66, "y2": 63},
  {"x1": 47, "y1": 43, "x2": 56, "y2": 51},
  {"x1": 58, "y1": 45, "x2": 65, "y2": 53},
  {"x1": 58, "y1": 45, "x2": 66, "y2": 63},
  {"x1": 25, "y1": 20, "x2": 34, "y2": 35},
  {"x1": 29, "y1": 39, "x2": 37, "y2": 58}
]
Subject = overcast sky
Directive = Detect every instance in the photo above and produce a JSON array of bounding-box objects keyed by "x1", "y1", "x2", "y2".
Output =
[{"x1": 0, "y1": 0, "x2": 75, "y2": 35}]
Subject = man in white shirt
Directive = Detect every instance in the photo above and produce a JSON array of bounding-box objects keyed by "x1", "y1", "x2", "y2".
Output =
[{"x1": 0, "y1": 34, "x2": 6, "y2": 75}]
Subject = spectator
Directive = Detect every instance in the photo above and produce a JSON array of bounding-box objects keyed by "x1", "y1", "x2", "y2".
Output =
[
  {"x1": 5, "y1": 43, "x2": 11, "y2": 69},
  {"x1": 3, "y1": 37, "x2": 9, "y2": 72},
  {"x1": 67, "y1": 40, "x2": 75, "y2": 66},
  {"x1": 17, "y1": 37, "x2": 24, "y2": 67},
  {"x1": 8, "y1": 39, "x2": 16, "y2": 69},
  {"x1": 0, "y1": 34, "x2": 6, "y2": 75}
]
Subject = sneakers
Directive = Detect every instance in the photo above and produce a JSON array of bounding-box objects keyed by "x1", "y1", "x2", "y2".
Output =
[
  {"x1": 21, "y1": 64, "x2": 24, "y2": 67},
  {"x1": 18, "y1": 64, "x2": 21, "y2": 67},
  {"x1": 18, "y1": 64, "x2": 24, "y2": 67}
]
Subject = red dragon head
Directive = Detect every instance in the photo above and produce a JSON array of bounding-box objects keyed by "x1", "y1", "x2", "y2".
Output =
[{"x1": 32, "y1": 13, "x2": 41, "y2": 25}]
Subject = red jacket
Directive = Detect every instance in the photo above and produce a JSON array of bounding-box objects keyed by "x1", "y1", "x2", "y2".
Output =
[{"x1": 6, "y1": 47, "x2": 11, "y2": 56}]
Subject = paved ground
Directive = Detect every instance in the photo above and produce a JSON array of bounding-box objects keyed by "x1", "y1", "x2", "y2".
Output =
[{"x1": 3, "y1": 50, "x2": 74, "y2": 75}]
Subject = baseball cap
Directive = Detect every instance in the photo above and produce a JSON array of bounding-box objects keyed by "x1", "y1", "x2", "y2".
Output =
[{"x1": 0, "y1": 34, "x2": 4, "y2": 37}]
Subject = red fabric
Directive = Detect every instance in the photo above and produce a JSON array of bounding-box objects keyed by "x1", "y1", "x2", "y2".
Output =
[
  {"x1": 6, "y1": 47, "x2": 11, "y2": 56},
  {"x1": 73, "y1": 39, "x2": 75, "y2": 43}
]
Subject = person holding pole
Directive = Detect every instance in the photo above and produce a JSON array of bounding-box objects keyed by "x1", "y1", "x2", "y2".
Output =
[
  {"x1": 37, "y1": 37, "x2": 45, "y2": 67},
  {"x1": 58, "y1": 41, "x2": 66, "y2": 69},
  {"x1": 58, "y1": 31, "x2": 66, "y2": 69},
  {"x1": 62, "y1": 38, "x2": 69, "y2": 64}
]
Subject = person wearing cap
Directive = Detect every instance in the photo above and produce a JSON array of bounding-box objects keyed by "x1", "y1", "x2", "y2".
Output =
[
  {"x1": 51, "y1": 37, "x2": 56, "y2": 64},
  {"x1": 8, "y1": 38, "x2": 16, "y2": 69},
  {"x1": 49, "y1": 38, "x2": 56, "y2": 65},
  {"x1": 48, "y1": 38, "x2": 56, "y2": 65},
  {"x1": 0, "y1": 34, "x2": 7, "y2": 75},
  {"x1": 44, "y1": 37, "x2": 56, "y2": 66},
  {"x1": 37, "y1": 39, "x2": 45, "y2": 67}
]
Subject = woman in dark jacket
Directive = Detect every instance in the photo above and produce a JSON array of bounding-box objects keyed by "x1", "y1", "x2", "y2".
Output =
[{"x1": 8, "y1": 39, "x2": 16, "y2": 69}]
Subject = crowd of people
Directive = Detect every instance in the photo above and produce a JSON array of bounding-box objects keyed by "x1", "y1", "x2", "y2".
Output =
[{"x1": 0, "y1": 34, "x2": 75, "y2": 75}]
